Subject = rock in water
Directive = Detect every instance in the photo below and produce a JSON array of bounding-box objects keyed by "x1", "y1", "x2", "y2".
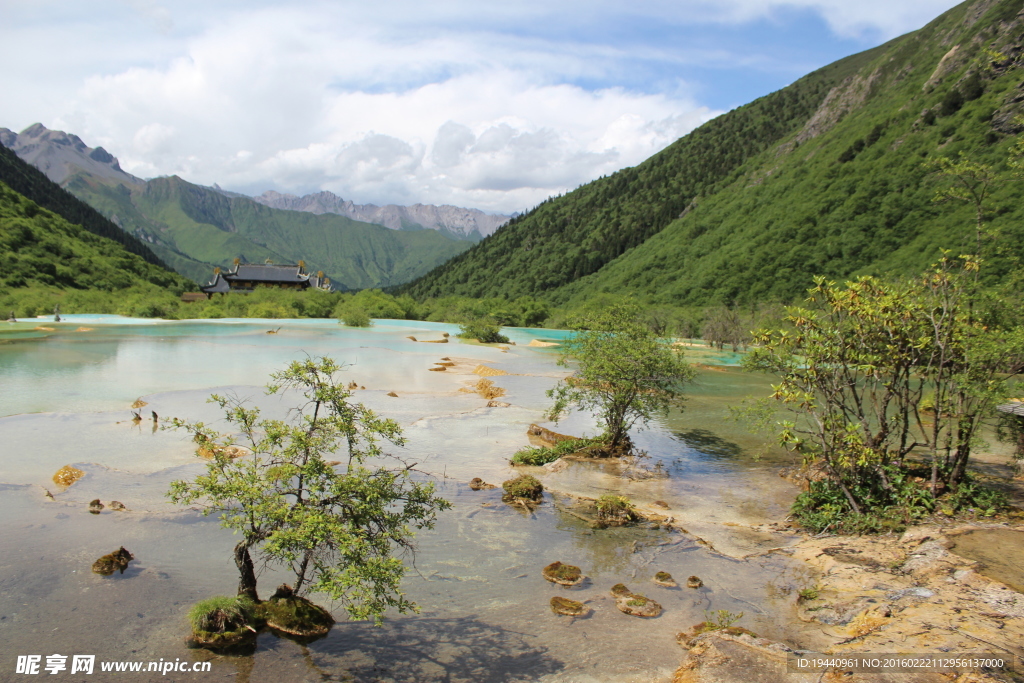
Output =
[
  {"x1": 611, "y1": 583, "x2": 632, "y2": 597},
  {"x1": 92, "y1": 547, "x2": 134, "y2": 575},
  {"x1": 52, "y1": 465, "x2": 84, "y2": 488},
  {"x1": 88, "y1": 499, "x2": 104, "y2": 514},
  {"x1": 108, "y1": 501, "x2": 126, "y2": 511},
  {"x1": 615, "y1": 592, "x2": 662, "y2": 618},
  {"x1": 550, "y1": 596, "x2": 589, "y2": 616},
  {"x1": 262, "y1": 584, "x2": 335, "y2": 638},
  {"x1": 469, "y1": 478, "x2": 496, "y2": 490},
  {"x1": 386, "y1": 391, "x2": 398, "y2": 397},
  {"x1": 687, "y1": 575, "x2": 704, "y2": 589},
  {"x1": 542, "y1": 561, "x2": 584, "y2": 587},
  {"x1": 653, "y1": 571, "x2": 677, "y2": 588}
]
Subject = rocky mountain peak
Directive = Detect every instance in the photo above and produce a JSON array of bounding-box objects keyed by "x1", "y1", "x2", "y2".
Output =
[{"x1": 0, "y1": 123, "x2": 140, "y2": 186}]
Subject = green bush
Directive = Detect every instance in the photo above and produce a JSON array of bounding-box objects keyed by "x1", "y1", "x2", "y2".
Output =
[
  {"x1": 457, "y1": 318, "x2": 509, "y2": 344},
  {"x1": 339, "y1": 307, "x2": 372, "y2": 327}
]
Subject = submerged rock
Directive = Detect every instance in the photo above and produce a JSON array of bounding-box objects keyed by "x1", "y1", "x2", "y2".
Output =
[
  {"x1": 550, "y1": 596, "x2": 589, "y2": 616},
  {"x1": 52, "y1": 465, "x2": 84, "y2": 488},
  {"x1": 653, "y1": 571, "x2": 677, "y2": 588},
  {"x1": 542, "y1": 561, "x2": 584, "y2": 587},
  {"x1": 92, "y1": 547, "x2": 134, "y2": 575},
  {"x1": 687, "y1": 575, "x2": 704, "y2": 589},
  {"x1": 615, "y1": 592, "x2": 662, "y2": 618}
]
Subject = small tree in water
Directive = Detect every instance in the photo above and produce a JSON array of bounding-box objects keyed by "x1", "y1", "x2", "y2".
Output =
[
  {"x1": 168, "y1": 357, "x2": 450, "y2": 622},
  {"x1": 547, "y1": 303, "x2": 695, "y2": 454}
]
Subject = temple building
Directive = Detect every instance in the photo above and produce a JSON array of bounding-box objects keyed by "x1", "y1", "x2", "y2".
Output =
[{"x1": 197, "y1": 261, "x2": 331, "y2": 297}]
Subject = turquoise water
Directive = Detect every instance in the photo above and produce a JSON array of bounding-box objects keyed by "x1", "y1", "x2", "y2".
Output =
[{"x1": 0, "y1": 317, "x2": 804, "y2": 682}]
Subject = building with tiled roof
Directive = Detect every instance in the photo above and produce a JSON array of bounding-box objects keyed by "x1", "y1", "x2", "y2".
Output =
[{"x1": 198, "y1": 262, "x2": 331, "y2": 297}]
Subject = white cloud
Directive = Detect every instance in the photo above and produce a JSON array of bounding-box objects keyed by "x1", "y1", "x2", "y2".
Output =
[{"x1": 0, "y1": 0, "x2": 961, "y2": 213}]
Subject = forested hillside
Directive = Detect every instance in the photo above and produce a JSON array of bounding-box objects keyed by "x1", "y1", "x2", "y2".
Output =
[
  {"x1": 0, "y1": 144, "x2": 178, "y2": 272},
  {"x1": 0, "y1": 181, "x2": 191, "y2": 292},
  {"x1": 63, "y1": 173, "x2": 472, "y2": 289},
  {"x1": 401, "y1": 0, "x2": 1024, "y2": 307}
]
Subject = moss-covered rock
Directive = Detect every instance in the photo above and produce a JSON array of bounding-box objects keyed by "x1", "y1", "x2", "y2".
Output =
[
  {"x1": 469, "y1": 477, "x2": 496, "y2": 490},
  {"x1": 595, "y1": 494, "x2": 637, "y2": 525},
  {"x1": 653, "y1": 571, "x2": 677, "y2": 588},
  {"x1": 615, "y1": 592, "x2": 662, "y2": 618},
  {"x1": 186, "y1": 596, "x2": 258, "y2": 651},
  {"x1": 502, "y1": 474, "x2": 543, "y2": 503},
  {"x1": 91, "y1": 547, "x2": 134, "y2": 575},
  {"x1": 542, "y1": 561, "x2": 584, "y2": 586},
  {"x1": 550, "y1": 596, "x2": 589, "y2": 616},
  {"x1": 610, "y1": 583, "x2": 632, "y2": 597},
  {"x1": 687, "y1": 575, "x2": 704, "y2": 588},
  {"x1": 259, "y1": 584, "x2": 335, "y2": 638}
]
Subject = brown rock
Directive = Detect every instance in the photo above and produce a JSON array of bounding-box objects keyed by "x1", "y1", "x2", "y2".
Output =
[
  {"x1": 487, "y1": 400, "x2": 511, "y2": 407},
  {"x1": 386, "y1": 391, "x2": 398, "y2": 397},
  {"x1": 108, "y1": 501, "x2": 126, "y2": 511},
  {"x1": 428, "y1": 366, "x2": 446, "y2": 372},
  {"x1": 687, "y1": 576, "x2": 703, "y2": 589},
  {"x1": 469, "y1": 478, "x2": 496, "y2": 490},
  {"x1": 88, "y1": 499, "x2": 104, "y2": 514},
  {"x1": 673, "y1": 631, "x2": 791, "y2": 683},
  {"x1": 654, "y1": 571, "x2": 677, "y2": 588},
  {"x1": 92, "y1": 547, "x2": 134, "y2": 575}
]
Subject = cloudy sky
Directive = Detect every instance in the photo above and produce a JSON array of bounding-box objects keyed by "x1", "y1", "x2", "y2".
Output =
[{"x1": 2, "y1": 0, "x2": 961, "y2": 214}]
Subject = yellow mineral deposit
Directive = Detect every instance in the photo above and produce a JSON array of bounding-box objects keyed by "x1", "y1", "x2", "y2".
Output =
[
  {"x1": 131, "y1": 398, "x2": 148, "y2": 409},
  {"x1": 52, "y1": 465, "x2": 85, "y2": 489},
  {"x1": 472, "y1": 364, "x2": 508, "y2": 377},
  {"x1": 475, "y1": 378, "x2": 505, "y2": 399}
]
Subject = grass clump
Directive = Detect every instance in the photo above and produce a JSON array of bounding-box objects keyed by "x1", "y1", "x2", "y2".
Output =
[
  {"x1": 511, "y1": 437, "x2": 603, "y2": 466},
  {"x1": 502, "y1": 474, "x2": 543, "y2": 502},
  {"x1": 595, "y1": 494, "x2": 637, "y2": 524},
  {"x1": 187, "y1": 596, "x2": 257, "y2": 639}
]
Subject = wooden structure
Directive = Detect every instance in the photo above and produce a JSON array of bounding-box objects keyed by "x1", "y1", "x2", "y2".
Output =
[{"x1": 199, "y1": 262, "x2": 330, "y2": 297}]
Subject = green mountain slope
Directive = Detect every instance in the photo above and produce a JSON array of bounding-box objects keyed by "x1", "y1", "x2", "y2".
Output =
[
  {"x1": 401, "y1": 0, "x2": 1024, "y2": 306},
  {"x1": 0, "y1": 143, "x2": 178, "y2": 273},
  {"x1": 0, "y1": 181, "x2": 191, "y2": 292},
  {"x1": 63, "y1": 173, "x2": 472, "y2": 290}
]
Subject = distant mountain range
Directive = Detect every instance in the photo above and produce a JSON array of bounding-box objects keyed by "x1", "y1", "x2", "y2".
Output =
[
  {"x1": 0, "y1": 125, "x2": 483, "y2": 288},
  {"x1": 253, "y1": 190, "x2": 507, "y2": 241},
  {"x1": 401, "y1": 0, "x2": 1024, "y2": 307}
]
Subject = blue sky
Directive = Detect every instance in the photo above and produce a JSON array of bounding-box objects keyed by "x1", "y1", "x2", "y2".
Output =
[{"x1": 1, "y1": 0, "x2": 961, "y2": 213}]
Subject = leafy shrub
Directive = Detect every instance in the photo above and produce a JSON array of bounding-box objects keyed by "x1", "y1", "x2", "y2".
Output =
[
  {"x1": 339, "y1": 307, "x2": 372, "y2": 327},
  {"x1": 458, "y1": 318, "x2": 509, "y2": 343}
]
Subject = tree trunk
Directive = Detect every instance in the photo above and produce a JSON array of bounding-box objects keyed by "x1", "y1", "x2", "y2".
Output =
[{"x1": 234, "y1": 542, "x2": 259, "y2": 602}]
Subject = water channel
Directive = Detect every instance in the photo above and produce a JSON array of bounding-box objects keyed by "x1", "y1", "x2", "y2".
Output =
[{"x1": 0, "y1": 316, "x2": 810, "y2": 682}]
